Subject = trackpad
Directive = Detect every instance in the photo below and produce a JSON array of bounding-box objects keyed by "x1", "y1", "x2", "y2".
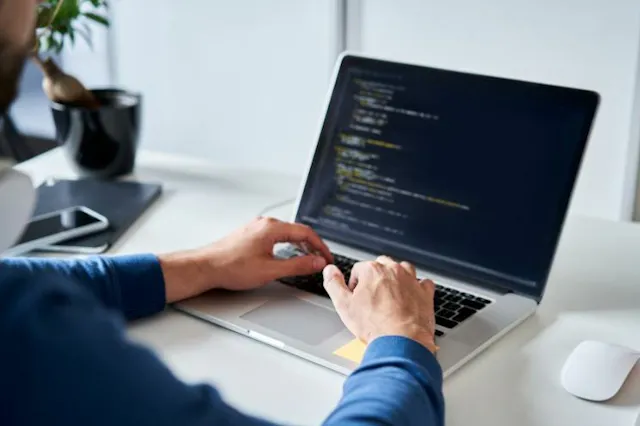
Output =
[{"x1": 241, "y1": 297, "x2": 345, "y2": 346}]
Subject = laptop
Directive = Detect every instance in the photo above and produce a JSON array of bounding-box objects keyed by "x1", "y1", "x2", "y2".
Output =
[{"x1": 175, "y1": 53, "x2": 599, "y2": 377}]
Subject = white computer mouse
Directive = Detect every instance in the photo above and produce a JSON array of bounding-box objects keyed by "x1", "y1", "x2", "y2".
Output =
[{"x1": 561, "y1": 340, "x2": 640, "y2": 401}]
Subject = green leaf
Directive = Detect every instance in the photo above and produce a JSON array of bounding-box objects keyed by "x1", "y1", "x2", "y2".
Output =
[
  {"x1": 83, "y1": 12, "x2": 109, "y2": 27},
  {"x1": 35, "y1": 0, "x2": 109, "y2": 54},
  {"x1": 36, "y1": 6, "x2": 54, "y2": 28},
  {"x1": 54, "y1": 0, "x2": 81, "y2": 23}
]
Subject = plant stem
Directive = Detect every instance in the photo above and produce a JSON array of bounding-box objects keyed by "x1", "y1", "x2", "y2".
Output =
[
  {"x1": 30, "y1": 55, "x2": 63, "y2": 78},
  {"x1": 30, "y1": 54, "x2": 46, "y2": 73},
  {"x1": 48, "y1": 0, "x2": 66, "y2": 27}
]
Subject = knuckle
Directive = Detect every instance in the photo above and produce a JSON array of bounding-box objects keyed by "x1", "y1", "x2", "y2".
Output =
[
  {"x1": 401, "y1": 260, "x2": 415, "y2": 270},
  {"x1": 352, "y1": 261, "x2": 367, "y2": 272},
  {"x1": 257, "y1": 217, "x2": 277, "y2": 229},
  {"x1": 421, "y1": 279, "x2": 436, "y2": 289},
  {"x1": 299, "y1": 223, "x2": 313, "y2": 232},
  {"x1": 369, "y1": 261, "x2": 384, "y2": 273},
  {"x1": 323, "y1": 270, "x2": 340, "y2": 286},
  {"x1": 391, "y1": 263, "x2": 404, "y2": 274},
  {"x1": 291, "y1": 223, "x2": 311, "y2": 239}
]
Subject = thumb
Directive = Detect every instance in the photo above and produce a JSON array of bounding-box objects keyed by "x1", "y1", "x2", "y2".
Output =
[
  {"x1": 323, "y1": 265, "x2": 351, "y2": 308},
  {"x1": 269, "y1": 255, "x2": 327, "y2": 278}
]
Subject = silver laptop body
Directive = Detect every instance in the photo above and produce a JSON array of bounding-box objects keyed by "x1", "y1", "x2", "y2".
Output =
[{"x1": 175, "y1": 52, "x2": 599, "y2": 377}]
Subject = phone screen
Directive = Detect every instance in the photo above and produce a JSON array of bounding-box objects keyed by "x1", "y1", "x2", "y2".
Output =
[{"x1": 17, "y1": 210, "x2": 102, "y2": 244}]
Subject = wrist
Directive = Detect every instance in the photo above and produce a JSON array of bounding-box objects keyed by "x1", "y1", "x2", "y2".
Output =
[
  {"x1": 158, "y1": 249, "x2": 214, "y2": 303},
  {"x1": 373, "y1": 325, "x2": 438, "y2": 354}
]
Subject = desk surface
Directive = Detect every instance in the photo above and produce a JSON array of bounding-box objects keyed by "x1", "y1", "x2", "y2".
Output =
[{"x1": 18, "y1": 149, "x2": 640, "y2": 426}]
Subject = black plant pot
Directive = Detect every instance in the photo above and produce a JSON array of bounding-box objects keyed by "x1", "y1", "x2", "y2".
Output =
[{"x1": 51, "y1": 89, "x2": 142, "y2": 179}]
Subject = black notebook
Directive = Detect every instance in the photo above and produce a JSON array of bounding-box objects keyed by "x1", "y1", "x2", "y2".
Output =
[{"x1": 32, "y1": 178, "x2": 163, "y2": 253}]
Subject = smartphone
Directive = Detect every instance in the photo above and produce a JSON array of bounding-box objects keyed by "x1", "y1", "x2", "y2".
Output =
[
  {"x1": 37, "y1": 241, "x2": 109, "y2": 255},
  {"x1": 4, "y1": 206, "x2": 109, "y2": 256}
]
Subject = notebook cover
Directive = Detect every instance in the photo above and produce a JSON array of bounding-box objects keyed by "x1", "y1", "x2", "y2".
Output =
[{"x1": 32, "y1": 178, "x2": 163, "y2": 252}]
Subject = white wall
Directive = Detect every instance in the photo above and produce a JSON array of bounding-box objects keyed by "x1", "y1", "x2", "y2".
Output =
[
  {"x1": 111, "y1": 0, "x2": 342, "y2": 177},
  {"x1": 350, "y1": 0, "x2": 640, "y2": 221}
]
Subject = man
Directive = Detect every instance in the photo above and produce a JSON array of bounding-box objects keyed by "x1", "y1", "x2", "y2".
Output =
[{"x1": 0, "y1": 1, "x2": 445, "y2": 425}]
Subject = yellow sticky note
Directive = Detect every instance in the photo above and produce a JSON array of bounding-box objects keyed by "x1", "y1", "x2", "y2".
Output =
[{"x1": 334, "y1": 339, "x2": 367, "y2": 363}]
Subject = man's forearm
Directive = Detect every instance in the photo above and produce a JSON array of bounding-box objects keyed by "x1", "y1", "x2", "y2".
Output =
[{"x1": 324, "y1": 336, "x2": 445, "y2": 426}]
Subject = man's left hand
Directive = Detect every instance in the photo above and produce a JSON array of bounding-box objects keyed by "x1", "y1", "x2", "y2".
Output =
[{"x1": 158, "y1": 217, "x2": 333, "y2": 303}]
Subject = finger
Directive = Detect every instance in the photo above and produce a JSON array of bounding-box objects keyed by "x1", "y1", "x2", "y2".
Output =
[
  {"x1": 268, "y1": 221, "x2": 333, "y2": 263},
  {"x1": 347, "y1": 261, "x2": 370, "y2": 291},
  {"x1": 420, "y1": 279, "x2": 436, "y2": 300},
  {"x1": 323, "y1": 265, "x2": 360, "y2": 337},
  {"x1": 420, "y1": 278, "x2": 436, "y2": 291},
  {"x1": 375, "y1": 255, "x2": 396, "y2": 266},
  {"x1": 419, "y1": 279, "x2": 438, "y2": 345},
  {"x1": 267, "y1": 255, "x2": 327, "y2": 279},
  {"x1": 323, "y1": 265, "x2": 351, "y2": 308},
  {"x1": 400, "y1": 261, "x2": 416, "y2": 277}
]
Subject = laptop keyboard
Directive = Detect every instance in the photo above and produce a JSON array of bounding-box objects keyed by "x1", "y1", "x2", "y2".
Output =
[
  {"x1": 277, "y1": 251, "x2": 492, "y2": 334},
  {"x1": 278, "y1": 253, "x2": 354, "y2": 297},
  {"x1": 434, "y1": 286, "x2": 491, "y2": 329}
]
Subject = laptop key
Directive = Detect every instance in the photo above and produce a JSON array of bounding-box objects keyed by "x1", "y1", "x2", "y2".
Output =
[
  {"x1": 436, "y1": 316, "x2": 457, "y2": 329},
  {"x1": 461, "y1": 299, "x2": 484, "y2": 310},
  {"x1": 442, "y1": 302, "x2": 461, "y2": 311},
  {"x1": 435, "y1": 330, "x2": 444, "y2": 337},
  {"x1": 439, "y1": 309, "x2": 456, "y2": 319},
  {"x1": 452, "y1": 307, "x2": 476, "y2": 322}
]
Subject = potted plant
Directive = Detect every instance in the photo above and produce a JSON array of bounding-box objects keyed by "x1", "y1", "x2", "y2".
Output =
[{"x1": 32, "y1": 0, "x2": 142, "y2": 179}]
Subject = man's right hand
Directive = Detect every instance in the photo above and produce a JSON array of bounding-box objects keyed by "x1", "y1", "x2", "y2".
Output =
[{"x1": 323, "y1": 255, "x2": 438, "y2": 353}]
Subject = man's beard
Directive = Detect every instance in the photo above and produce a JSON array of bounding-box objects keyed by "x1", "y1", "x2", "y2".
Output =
[{"x1": 0, "y1": 39, "x2": 29, "y2": 115}]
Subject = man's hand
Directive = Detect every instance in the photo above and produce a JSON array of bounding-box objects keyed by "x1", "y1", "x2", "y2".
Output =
[
  {"x1": 159, "y1": 217, "x2": 333, "y2": 303},
  {"x1": 323, "y1": 256, "x2": 438, "y2": 353}
]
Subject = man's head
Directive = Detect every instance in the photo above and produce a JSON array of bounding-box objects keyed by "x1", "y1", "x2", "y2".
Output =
[
  {"x1": 0, "y1": 0, "x2": 41, "y2": 253},
  {"x1": 0, "y1": 0, "x2": 40, "y2": 113}
]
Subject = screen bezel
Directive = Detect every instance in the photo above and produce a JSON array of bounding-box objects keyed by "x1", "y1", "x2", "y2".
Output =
[{"x1": 293, "y1": 52, "x2": 600, "y2": 302}]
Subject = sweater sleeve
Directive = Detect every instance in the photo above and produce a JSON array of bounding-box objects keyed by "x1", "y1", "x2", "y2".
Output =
[
  {"x1": 0, "y1": 254, "x2": 166, "y2": 320},
  {"x1": 324, "y1": 336, "x2": 445, "y2": 426}
]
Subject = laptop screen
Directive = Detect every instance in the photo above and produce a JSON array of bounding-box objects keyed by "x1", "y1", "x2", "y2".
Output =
[{"x1": 295, "y1": 55, "x2": 598, "y2": 299}]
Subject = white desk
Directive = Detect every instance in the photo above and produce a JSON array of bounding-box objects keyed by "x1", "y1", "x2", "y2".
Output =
[{"x1": 18, "y1": 149, "x2": 640, "y2": 426}]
